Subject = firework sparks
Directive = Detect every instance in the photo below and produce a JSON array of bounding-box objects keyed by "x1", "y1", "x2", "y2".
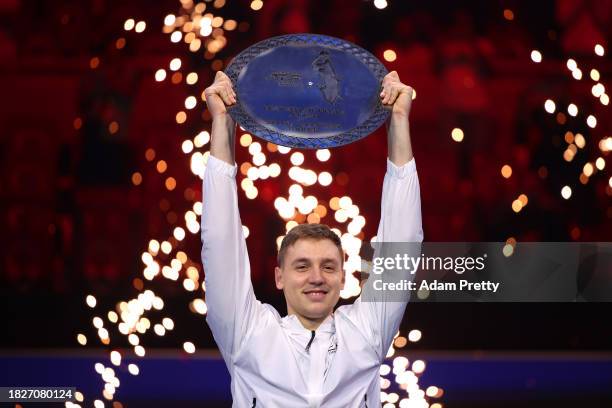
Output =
[{"x1": 75, "y1": 1, "x2": 439, "y2": 406}]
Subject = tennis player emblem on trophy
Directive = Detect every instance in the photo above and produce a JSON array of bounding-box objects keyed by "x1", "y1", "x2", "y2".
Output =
[
  {"x1": 225, "y1": 34, "x2": 390, "y2": 148},
  {"x1": 312, "y1": 50, "x2": 341, "y2": 104}
]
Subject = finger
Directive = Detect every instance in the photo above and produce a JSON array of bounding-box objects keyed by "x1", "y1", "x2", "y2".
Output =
[
  {"x1": 220, "y1": 78, "x2": 235, "y2": 99},
  {"x1": 215, "y1": 70, "x2": 227, "y2": 81},
  {"x1": 217, "y1": 87, "x2": 231, "y2": 105},
  {"x1": 382, "y1": 86, "x2": 391, "y2": 104},
  {"x1": 384, "y1": 86, "x2": 395, "y2": 105},
  {"x1": 385, "y1": 89, "x2": 394, "y2": 105},
  {"x1": 383, "y1": 71, "x2": 399, "y2": 85},
  {"x1": 225, "y1": 88, "x2": 235, "y2": 106},
  {"x1": 205, "y1": 84, "x2": 222, "y2": 98},
  {"x1": 203, "y1": 87, "x2": 216, "y2": 103},
  {"x1": 216, "y1": 72, "x2": 233, "y2": 88},
  {"x1": 225, "y1": 81, "x2": 236, "y2": 96},
  {"x1": 224, "y1": 84, "x2": 236, "y2": 104},
  {"x1": 388, "y1": 87, "x2": 399, "y2": 105},
  {"x1": 381, "y1": 85, "x2": 390, "y2": 104},
  {"x1": 400, "y1": 85, "x2": 413, "y2": 100},
  {"x1": 218, "y1": 75, "x2": 231, "y2": 86}
]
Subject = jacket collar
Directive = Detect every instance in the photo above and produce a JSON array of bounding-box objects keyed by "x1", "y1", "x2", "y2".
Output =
[{"x1": 281, "y1": 313, "x2": 336, "y2": 334}]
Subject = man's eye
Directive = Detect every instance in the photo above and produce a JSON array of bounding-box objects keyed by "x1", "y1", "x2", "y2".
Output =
[
  {"x1": 324, "y1": 265, "x2": 335, "y2": 271},
  {"x1": 296, "y1": 265, "x2": 308, "y2": 270}
]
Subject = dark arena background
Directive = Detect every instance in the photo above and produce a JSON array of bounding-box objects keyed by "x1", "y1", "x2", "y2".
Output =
[{"x1": 1, "y1": 0, "x2": 612, "y2": 407}]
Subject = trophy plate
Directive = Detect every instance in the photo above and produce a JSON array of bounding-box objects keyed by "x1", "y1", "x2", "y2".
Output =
[{"x1": 225, "y1": 34, "x2": 390, "y2": 148}]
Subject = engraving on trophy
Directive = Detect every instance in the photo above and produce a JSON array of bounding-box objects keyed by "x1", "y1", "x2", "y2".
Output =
[
  {"x1": 266, "y1": 71, "x2": 302, "y2": 87},
  {"x1": 312, "y1": 50, "x2": 340, "y2": 104},
  {"x1": 267, "y1": 119, "x2": 342, "y2": 134},
  {"x1": 264, "y1": 105, "x2": 344, "y2": 119}
]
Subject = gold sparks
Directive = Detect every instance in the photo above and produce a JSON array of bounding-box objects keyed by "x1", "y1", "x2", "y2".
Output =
[
  {"x1": 451, "y1": 128, "x2": 464, "y2": 142},
  {"x1": 79, "y1": 3, "x2": 441, "y2": 406}
]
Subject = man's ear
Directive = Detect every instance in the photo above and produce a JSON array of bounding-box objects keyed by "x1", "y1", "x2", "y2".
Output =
[
  {"x1": 340, "y1": 266, "x2": 346, "y2": 290},
  {"x1": 274, "y1": 266, "x2": 284, "y2": 290}
]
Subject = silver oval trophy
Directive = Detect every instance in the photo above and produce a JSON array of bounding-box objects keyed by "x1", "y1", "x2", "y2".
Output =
[{"x1": 225, "y1": 34, "x2": 390, "y2": 149}]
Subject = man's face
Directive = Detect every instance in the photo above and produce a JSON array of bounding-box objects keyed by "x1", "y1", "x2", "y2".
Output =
[{"x1": 275, "y1": 238, "x2": 345, "y2": 323}]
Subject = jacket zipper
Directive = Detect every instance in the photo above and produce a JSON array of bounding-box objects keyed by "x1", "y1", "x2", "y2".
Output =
[
  {"x1": 364, "y1": 393, "x2": 368, "y2": 408},
  {"x1": 252, "y1": 397, "x2": 256, "y2": 407},
  {"x1": 305, "y1": 330, "x2": 316, "y2": 353}
]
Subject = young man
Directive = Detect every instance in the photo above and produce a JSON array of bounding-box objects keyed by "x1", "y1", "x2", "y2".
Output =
[{"x1": 201, "y1": 70, "x2": 423, "y2": 407}]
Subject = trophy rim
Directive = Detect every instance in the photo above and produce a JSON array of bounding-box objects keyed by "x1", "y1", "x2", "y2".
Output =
[{"x1": 225, "y1": 33, "x2": 390, "y2": 149}]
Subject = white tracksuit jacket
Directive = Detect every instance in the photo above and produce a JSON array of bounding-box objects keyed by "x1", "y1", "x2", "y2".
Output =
[{"x1": 201, "y1": 154, "x2": 423, "y2": 407}]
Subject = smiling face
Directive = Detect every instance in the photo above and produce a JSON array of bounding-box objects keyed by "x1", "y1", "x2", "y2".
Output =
[{"x1": 275, "y1": 238, "x2": 345, "y2": 329}]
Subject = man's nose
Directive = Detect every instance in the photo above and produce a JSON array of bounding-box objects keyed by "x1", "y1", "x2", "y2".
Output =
[{"x1": 308, "y1": 267, "x2": 324, "y2": 284}]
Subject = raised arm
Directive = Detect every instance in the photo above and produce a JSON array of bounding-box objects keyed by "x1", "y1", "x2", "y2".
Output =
[
  {"x1": 378, "y1": 71, "x2": 421, "y2": 240},
  {"x1": 344, "y1": 71, "x2": 423, "y2": 360},
  {"x1": 201, "y1": 72, "x2": 263, "y2": 367},
  {"x1": 207, "y1": 71, "x2": 237, "y2": 164},
  {"x1": 383, "y1": 70, "x2": 414, "y2": 168}
]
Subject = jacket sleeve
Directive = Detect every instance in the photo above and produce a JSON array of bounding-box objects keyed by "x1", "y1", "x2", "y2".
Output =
[
  {"x1": 201, "y1": 155, "x2": 264, "y2": 369},
  {"x1": 345, "y1": 157, "x2": 423, "y2": 360}
]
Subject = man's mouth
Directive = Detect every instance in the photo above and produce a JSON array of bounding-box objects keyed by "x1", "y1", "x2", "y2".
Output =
[{"x1": 303, "y1": 290, "x2": 328, "y2": 301}]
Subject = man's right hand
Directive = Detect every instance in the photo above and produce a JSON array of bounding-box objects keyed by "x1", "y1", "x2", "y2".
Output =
[{"x1": 204, "y1": 71, "x2": 237, "y2": 118}]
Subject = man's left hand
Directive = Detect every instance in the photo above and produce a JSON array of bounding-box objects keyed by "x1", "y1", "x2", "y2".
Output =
[{"x1": 380, "y1": 71, "x2": 414, "y2": 118}]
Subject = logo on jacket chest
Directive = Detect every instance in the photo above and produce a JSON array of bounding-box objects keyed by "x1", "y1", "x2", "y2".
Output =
[
  {"x1": 324, "y1": 334, "x2": 338, "y2": 377},
  {"x1": 328, "y1": 337, "x2": 338, "y2": 354}
]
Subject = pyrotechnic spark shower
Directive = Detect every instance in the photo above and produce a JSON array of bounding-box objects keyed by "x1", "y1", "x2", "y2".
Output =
[{"x1": 74, "y1": 1, "x2": 440, "y2": 407}]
